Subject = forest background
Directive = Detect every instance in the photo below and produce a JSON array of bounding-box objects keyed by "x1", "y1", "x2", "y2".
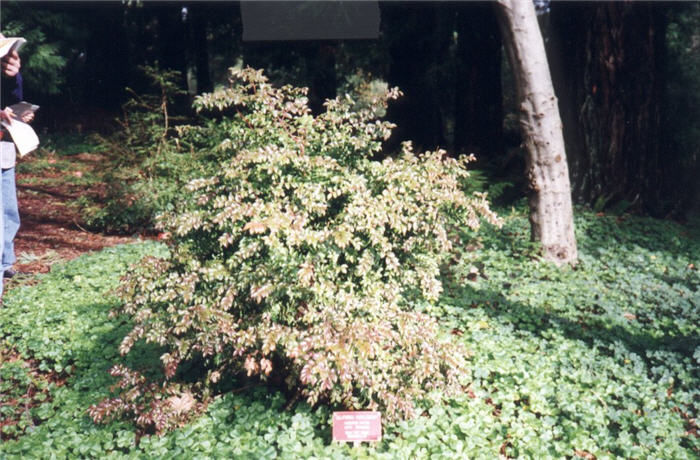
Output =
[{"x1": 2, "y1": 0, "x2": 699, "y2": 221}]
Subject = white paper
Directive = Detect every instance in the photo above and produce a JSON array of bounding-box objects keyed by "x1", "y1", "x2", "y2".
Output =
[
  {"x1": 0, "y1": 37, "x2": 26, "y2": 59},
  {"x1": 1, "y1": 119, "x2": 39, "y2": 156}
]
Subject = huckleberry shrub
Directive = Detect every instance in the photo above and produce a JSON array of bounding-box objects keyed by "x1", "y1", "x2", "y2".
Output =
[{"x1": 94, "y1": 68, "x2": 500, "y2": 429}]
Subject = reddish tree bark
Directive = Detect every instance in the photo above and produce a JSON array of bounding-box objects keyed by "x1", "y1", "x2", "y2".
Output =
[{"x1": 548, "y1": 2, "x2": 668, "y2": 213}]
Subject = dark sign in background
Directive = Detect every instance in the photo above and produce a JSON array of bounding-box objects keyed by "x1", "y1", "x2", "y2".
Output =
[{"x1": 241, "y1": 1, "x2": 380, "y2": 41}]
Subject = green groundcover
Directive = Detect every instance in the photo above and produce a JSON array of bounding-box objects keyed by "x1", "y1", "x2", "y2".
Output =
[{"x1": 1, "y1": 209, "x2": 698, "y2": 459}]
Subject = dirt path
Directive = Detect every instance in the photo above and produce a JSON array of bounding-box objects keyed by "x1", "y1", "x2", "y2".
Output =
[{"x1": 10, "y1": 152, "x2": 135, "y2": 277}]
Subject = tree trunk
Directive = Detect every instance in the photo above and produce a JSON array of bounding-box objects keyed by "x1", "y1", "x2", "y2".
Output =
[
  {"x1": 155, "y1": 5, "x2": 187, "y2": 77},
  {"x1": 83, "y1": 4, "x2": 130, "y2": 110},
  {"x1": 454, "y1": 2, "x2": 503, "y2": 160},
  {"x1": 548, "y1": 2, "x2": 667, "y2": 215},
  {"x1": 192, "y1": 6, "x2": 212, "y2": 94},
  {"x1": 495, "y1": 0, "x2": 578, "y2": 264},
  {"x1": 382, "y1": 2, "x2": 451, "y2": 153},
  {"x1": 308, "y1": 42, "x2": 337, "y2": 115},
  {"x1": 184, "y1": 4, "x2": 213, "y2": 97}
]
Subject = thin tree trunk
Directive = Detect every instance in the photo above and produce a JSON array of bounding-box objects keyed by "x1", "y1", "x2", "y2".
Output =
[
  {"x1": 155, "y1": 6, "x2": 187, "y2": 76},
  {"x1": 192, "y1": 5, "x2": 212, "y2": 94},
  {"x1": 495, "y1": 0, "x2": 577, "y2": 264},
  {"x1": 309, "y1": 42, "x2": 337, "y2": 115},
  {"x1": 382, "y1": 2, "x2": 450, "y2": 152},
  {"x1": 454, "y1": 1, "x2": 503, "y2": 159}
]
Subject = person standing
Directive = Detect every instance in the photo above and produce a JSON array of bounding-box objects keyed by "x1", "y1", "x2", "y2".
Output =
[{"x1": 1, "y1": 40, "x2": 30, "y2": 296}]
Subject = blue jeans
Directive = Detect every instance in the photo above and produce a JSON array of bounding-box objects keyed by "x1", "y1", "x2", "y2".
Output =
[
  {"x1": 0, "y1": 168, "x2": 6, "y2": 298},
  {"x1": 2, "y1": 167, "x2": 18, "y2": 274}
]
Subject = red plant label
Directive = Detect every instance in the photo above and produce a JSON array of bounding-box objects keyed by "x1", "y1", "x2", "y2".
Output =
[{"x1": 332, "y1": 411, "x2": 382, "y2": 442}]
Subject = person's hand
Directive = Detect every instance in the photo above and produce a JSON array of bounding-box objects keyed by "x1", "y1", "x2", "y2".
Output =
[
  {"x1": 1, "y1": 51, "x2": 21, "y2": 77},
  {"x1": 0, "y1": 107, "x2": 14, "y2": 124}
]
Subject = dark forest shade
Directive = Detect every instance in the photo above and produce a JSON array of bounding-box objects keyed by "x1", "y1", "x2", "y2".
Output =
[{"x1": 382, "y1": 2, "x2": 503, "y2": 157}]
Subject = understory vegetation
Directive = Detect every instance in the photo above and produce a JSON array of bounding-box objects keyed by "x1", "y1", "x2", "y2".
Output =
[
  {"x1": 1, "y1": 206, "x2": 698, "y2": 458},
  {"x1": 2, "y1": 69, "x2": 698, "y2": 459},
  {"x1": 84, "y1": 68, "x2": 500, "y2": 431}
]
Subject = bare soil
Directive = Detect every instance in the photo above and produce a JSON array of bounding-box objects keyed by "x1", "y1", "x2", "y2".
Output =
[{"x1": 10, "y1": 152, "x2": 135, "y2": 277}]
